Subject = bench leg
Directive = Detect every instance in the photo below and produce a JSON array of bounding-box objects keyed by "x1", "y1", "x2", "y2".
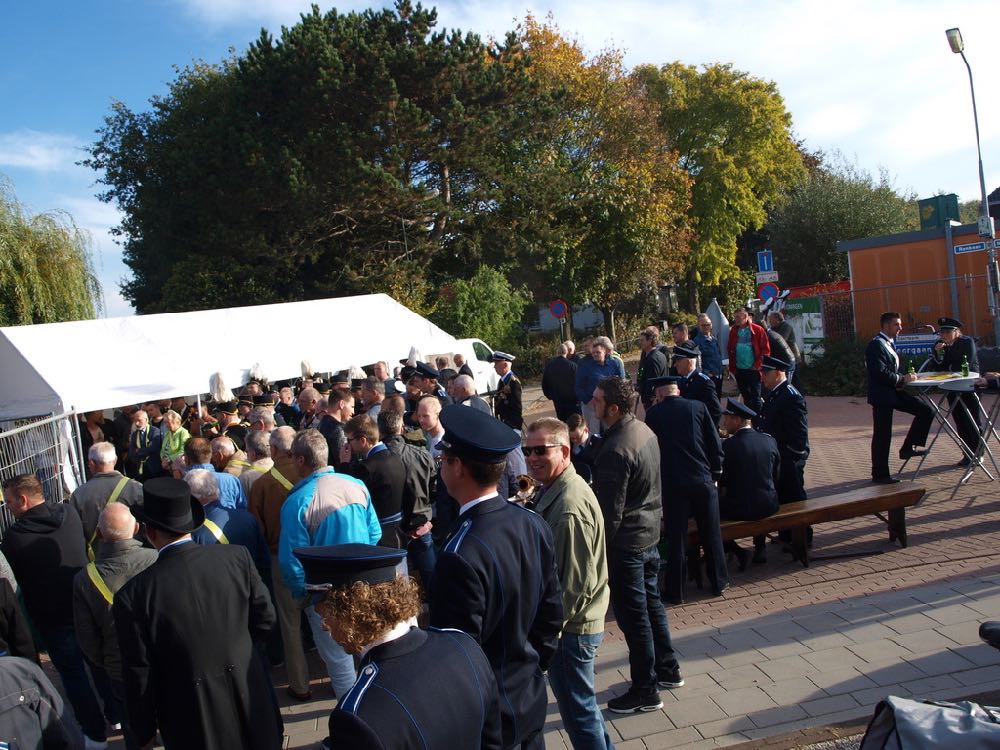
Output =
[
  {"x1": 791, "y1": 527, "x2": 809, "y2": 567},
  {"x1": 888, "y1": 508, "x2": 908, "y2": 548}
]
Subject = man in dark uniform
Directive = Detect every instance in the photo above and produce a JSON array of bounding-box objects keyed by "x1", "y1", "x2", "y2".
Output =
[
  {"x1": 414, "y1": 361, "x2": 453, "y2": 405},
  {"x1": 865, "y1": 312, "x2": 932, "y2": 483},
  {"x1": 454, "y1": 352, "x2": 475, "y2": 379},
  {"x1": 645, "y1": 376, "x2": 728, "y2": 602},
  {"x1": 490, "y1": 352, "x2": 523, "y2": 432},
  {"x1": 755, "y1": 356, "x2": 810, "y2": 546},
  {"x1": 298, "y1": 544, "x2": 502, "y2": 750},
  {"x1": 216, "y1": 400, "x2": 249, "y2": 452},
  {"x1": 673, "y1": 340, "x2": 722, "y2": 426},
  {"x1": 637, "y1": 327, "x2": 669, "y2": 412},
  {"x1": 719, "y1": 400, "x2": 780, "y2": 566},
  {"x1": 429, "y1": 406, "x2": 563, "y2": 749},
  {"x1": 113, "y1": 477, "x2": 282, "y2": 750},
  {"x1": 931, "y1": 316, "x2": 983, "y2": 465}
]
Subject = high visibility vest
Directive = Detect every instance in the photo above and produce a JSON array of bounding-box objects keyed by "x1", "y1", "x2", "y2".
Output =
[
  {"x1": 86, "y1": 563, "x2": 114, "y2": 605},
  {"x1": 202, "y1": 519, "x2": 229, "y2": 544},
  {"x1": 269, "y1": 467, "x2": 293, "y2": 491},
  {"x1": 87, "y1": 476, "x2": 131, "y2": 563}
]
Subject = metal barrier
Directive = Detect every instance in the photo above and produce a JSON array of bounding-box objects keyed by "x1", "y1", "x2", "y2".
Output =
[{"x1": 0, "y1": 413, "x2": 84, "y2": 538}]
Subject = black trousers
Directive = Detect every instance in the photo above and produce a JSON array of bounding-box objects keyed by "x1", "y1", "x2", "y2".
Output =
[
  {"x1": 735, "y1": 369, "x2": 762, "y2": 412},
  {"x1": 553, "y1": 401, "x2": 582, "y2": 422},
  {"x1": 947, "y1": 392, "x2": 983, "y2": 458},
  {"x1": 663, "y1": 481, "x2": 728, "y2": 601},
  {"x1": 871, "y1": 394, "x2": 934, "y2": 479}
]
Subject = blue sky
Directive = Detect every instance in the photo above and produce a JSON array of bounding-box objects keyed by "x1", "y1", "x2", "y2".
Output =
[{"x1": 4, "y1": 0, "x2": 1000, "y2": 317}]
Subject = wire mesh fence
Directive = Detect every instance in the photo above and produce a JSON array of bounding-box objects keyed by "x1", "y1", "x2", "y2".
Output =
[{"x1": 0, "y1": 413, "x2": 83, "y2": 538}]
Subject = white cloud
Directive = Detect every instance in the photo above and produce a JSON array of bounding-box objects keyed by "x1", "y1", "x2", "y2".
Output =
[{"x1": 0, "y1": 130, "x2": 86, "y2": 173}]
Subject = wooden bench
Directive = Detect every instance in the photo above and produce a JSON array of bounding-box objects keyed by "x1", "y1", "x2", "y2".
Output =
[{"x1": 686, "y1": 483, "x2": 926, "y2": 568}]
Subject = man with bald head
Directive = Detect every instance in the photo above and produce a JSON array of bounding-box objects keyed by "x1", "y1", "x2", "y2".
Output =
[
  {"x1": 452, "y1": 374, "x2": 491, "y2": 414},
  {"x1": 70, "y1": 441, "x2": 144, "y2": 547},
  {"x1": 415, "y1": 395, "x2": 446, "y2": 459},
  {"x1": 72, "y1": 502, "x2": 157, "y2": 748}
]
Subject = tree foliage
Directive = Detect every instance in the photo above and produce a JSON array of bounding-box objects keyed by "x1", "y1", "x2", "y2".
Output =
[
  {"x1": 430, "y1": 266, "x2": 528, "y2": 349},
  {"x1": 0, "y1": 177, "x2": 103, "y2": 326},
  {"x1": 634, "y1": 62, "x2": 805, "y2": 309},
  {"x1": 768, "y1": 153, "x2": 918, "y2": 286},
  {"x1": 85, "y1": 2, "x2": 555, "y2": 313},
  {"x1": 514, "y1": 17, "x2": 692, "y2": 340}
]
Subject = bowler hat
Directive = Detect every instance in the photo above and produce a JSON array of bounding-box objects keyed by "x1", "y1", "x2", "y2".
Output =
[{"x1": 133, "y1": 477, "x2": 205, "y2": 535}]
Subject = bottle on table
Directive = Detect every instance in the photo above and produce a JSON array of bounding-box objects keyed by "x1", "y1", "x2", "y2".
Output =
[{"x1": 962, "y1": 355, "x2": 970, "y2": 377}]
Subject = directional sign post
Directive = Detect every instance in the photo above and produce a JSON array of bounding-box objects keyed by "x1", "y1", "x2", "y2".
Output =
[{"x1": 757, "y1": 250, "x2": 774, "y2": 273}]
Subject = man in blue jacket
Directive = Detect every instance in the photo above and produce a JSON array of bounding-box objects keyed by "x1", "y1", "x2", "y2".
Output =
[{"x1": 865, "y1": 312, "x2": 932, "y2": 484}]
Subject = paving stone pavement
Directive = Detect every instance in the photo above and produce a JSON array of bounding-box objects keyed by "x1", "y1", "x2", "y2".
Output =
[{"x1": 93, "y1": 393, "x2": 1000, "y2": 748}]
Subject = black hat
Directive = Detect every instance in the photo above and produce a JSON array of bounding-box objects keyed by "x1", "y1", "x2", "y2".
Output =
[
  {"x1": 671, "y1": 341, "x2": 700, "y2": 359},
  {"x1": 438, "y1": 368, "x2": 458, "y2": 383},
  {"x1": 399, "y1": 365, "x2": 418, "y2": 382},
  {"x1": 647, "y1": 375, "x2": 683, "y2": 388},
  {"x1": 294, "y1": 544, "x2": 407, "y2": 603},
  {"x1": 938, "y1": 317, "x2": 963, "y2": 331},
  {"x1": 330, "y1": 373, "x2": 350, "y2": 386},
  {"x1": 252, "y1": 394, "x2": 275, "y2": 407},
  {"x1": 237, "y1": 397, "x2": 254, "y2": 408},
  {"x1": 315, "y1": 382, "x2": 332, "y2": 395},
  {"x1": 133, "y1": 477, "x2": 205, "y2": 535},
  {"x1": 439, "y1": 404, "x2": 520, "y2": 464},
  {"x1": 761, "y1": 355, "x2": 792, "y2": 372},
  {"x1": 414, "y1": 361, "x2": 440, "y2": 380},
  {"x1": 350, "y1": 379, "x2": 366, "y2": 390},
  {"x1": 723, "y1": 399, "x2": 756, "y2": 419},
  {"x1": 489, "y1": 351, "x2": 515, "y2": 363},
  {"x1": 216, "y1": 400, "x2": 238, "y2": 415}
]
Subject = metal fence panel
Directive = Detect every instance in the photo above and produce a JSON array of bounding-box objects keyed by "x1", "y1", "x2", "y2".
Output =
[{"x1": 0, "y1": 413, "x2": 83, "y2": 537}]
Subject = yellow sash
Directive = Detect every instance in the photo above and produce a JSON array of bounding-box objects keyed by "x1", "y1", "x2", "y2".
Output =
[
  {"x1": 269, "y1": 467, "x2": 293, "y2": 491},
  {"x1": 86, "y1": 563, "x2": 114, "y2": 605},
  {"x1": 87, "y1": 476, "x2": 131, "y2": 563},
  {"x1": 202, "y1": 519, "x2": 229, "y2": 544}
]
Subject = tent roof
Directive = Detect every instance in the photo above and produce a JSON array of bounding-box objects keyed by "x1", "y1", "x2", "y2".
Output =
[{"x1": 0, "y1": 294, "x2": 458, "y2": 419}]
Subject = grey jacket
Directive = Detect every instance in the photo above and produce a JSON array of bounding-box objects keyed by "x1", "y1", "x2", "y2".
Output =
[
  {"x1": 71, "y1": 539, "x2": 157, "y2": 681},
  {"x1": 590, "y1": 414, "x2": 662, "y2": 552},
  {"x1": 0, "y1": 655, "x2": 83, "y2": 749},
  {"x1": 68, "y1": 471, "x2": 144, "y2": 543}
]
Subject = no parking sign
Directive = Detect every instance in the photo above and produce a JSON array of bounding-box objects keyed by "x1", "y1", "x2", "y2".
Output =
[
  {"x1": 757, "y1": 282, "x2": 779, "y2": 302},
  {"x1": 549, "y1": 299, "x2": 569, "y2": 319}
]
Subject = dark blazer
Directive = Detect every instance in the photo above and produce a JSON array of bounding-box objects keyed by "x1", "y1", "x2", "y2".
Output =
[
  {"x1": 680, "y1": 369, "x2": 722, "y2": 427},
  {"x1": 645, "y1": 397, "x2": 722, "y2": 488},
  {"x1": 349, "y1": 447, "x2": 407, "y2": 547},
  {"x1": 328, "y1": 627, "x2": 502, "y2": 750},
  {"x1": 192, "y1": 502, "x2": 272, "y2": 579},
  {"x1": 755, "y1": 380, "x2": 809, "y2": 503},
  {"x1": 459, "y1": 394, "x2": 493, "y2": 414},
  {"x1": 637, "y1": 348, "x2": 669, "y2": 407},
  {"x1": 493, "y1": 374, "x2": 523, "y2": 430},
  {"x1": 865, "y1": 334, "x2": 906, "y2": 407},
  {"x1": 719, "y1": 428, "x2": 780, "y2": 521},
  {"x1": 429, "y1": 497, "x2": 562, "y2": 749},
  {"x1": 318, "y1": 415, "x2": 347, "y2": 470},
  {"x1": 541, "y1": 356, "x2": 578, "y2": 407},
  {"x1": 932, "y1": 334, "x2": 979, "y2": 374},
  {"x1": 113, "y1": 542, "x2": 282, "y2": 750}
]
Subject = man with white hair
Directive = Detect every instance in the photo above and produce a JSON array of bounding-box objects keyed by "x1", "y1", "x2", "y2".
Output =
[
  {"x1": 452, "y1": 374, "x2": 491, "y2": 414},
  {"x1": 247, "y1": 406, "x2": 276, "y2": 432},
  {"x1": 184, "y1": 437, "x2": 247, "y2": 511},
  {"x1": 238, "y1": 430, "x2": 274, "y2": 496},
  {"x1": 212, "y1": 435, "x2": 251, "y2": 479},
  {"x1": 186, "y1": 469, "x2": 270, "y2": 581},
  {"x1": 72, "y1": 502, "x2": 157, "y2": 749},
  {"x1": 70, "y1": 441, "x2": 144, "y2": 548}
]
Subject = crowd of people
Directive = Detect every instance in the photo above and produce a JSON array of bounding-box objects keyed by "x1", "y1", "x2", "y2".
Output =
[{"x1": 5, "y1": 305, "x2": 982, "y2": 750}]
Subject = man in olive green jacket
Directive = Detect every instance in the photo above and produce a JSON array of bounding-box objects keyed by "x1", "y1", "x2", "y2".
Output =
[{"x1": 524, "y1": 417, "x2": 612, "y2": 750}]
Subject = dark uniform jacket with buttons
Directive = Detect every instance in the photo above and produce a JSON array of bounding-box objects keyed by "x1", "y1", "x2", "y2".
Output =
[
  {"x1": 755, "y1": 380, "x2": 809, "y2": 503},
  {"x1": 932, "y1": 334, "x2": 978, "y2": 374},
  {"x1": 429, "y1": 496, "x2": 562, "y2": 749},
  {"x1": 328, "y1": 626, "x2": 502, "y2": 750},
  {"x1": 113, "y1": 541, "x2": 282, "y2": 750},
  {"x1": 493, "y1": 373, "x2": 523, "y2": 430},
  {"x1": 679, "y1": 369, "x2": 722, "y2": 427},
  {"x1": 645, "y1": 397, "x2": 722, "y2": 488},
  {"x1": 719, "y1": 428, "x2": 780, "y2": 521}
]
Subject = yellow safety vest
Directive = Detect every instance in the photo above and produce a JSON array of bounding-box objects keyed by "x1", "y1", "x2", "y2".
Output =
[
  {"x1": 86, "y1": 563, "x2": 114, "y2": 605},
  {"x1": 202, "y1": 519, "x2": 229, "y2": 544},
  {"x1": 87, "y1": 476, "x2": 131, "y2": 563},
  {"x1": 269, "y1": 467, "x2": 293, "y2": 491}
]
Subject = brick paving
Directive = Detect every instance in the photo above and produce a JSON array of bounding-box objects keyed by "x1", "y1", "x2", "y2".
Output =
[{"x1": 92, "y1": 391, "x2": 1000, "y2": 748}]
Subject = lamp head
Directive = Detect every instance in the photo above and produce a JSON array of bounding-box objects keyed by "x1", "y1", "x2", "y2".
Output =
[{"x1": 946, "y1": 28, "x2": 964, "y2": 54}]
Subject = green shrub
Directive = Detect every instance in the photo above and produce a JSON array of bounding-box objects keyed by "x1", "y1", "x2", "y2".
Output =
[{"x1": 799, "y1": 339, "x2": 867, "y2": 396}]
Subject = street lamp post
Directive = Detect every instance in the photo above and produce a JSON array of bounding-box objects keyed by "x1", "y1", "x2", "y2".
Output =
[{"x1": 946, "y1": 27, "x2": 1000, "y2": 345}]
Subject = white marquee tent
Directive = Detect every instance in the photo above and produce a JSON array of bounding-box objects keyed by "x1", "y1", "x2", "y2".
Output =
[{"x1": 0, "y1": 294, "x2": 462, "y2": 420}]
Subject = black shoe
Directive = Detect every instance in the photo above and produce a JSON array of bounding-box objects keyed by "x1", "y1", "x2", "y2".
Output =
[
  {"x1": 872, "y1": 476, "x2": 901, "y2": 485},
  {"x1": 752, "y1": 546, "x2": 767, "y2": 564},
  {"x1": 899, "y1": 447, "x2": 927, "y2": 460},
  {"x1": 656, "y1": 666, "x2": 685, "y2": 689},
  {"x1": 957, "y1": 457, "x2": 972, "y2": 467},
  {"x1": 979, "y1": 621, "x2": 1000, "y2": 650},
  {"x1": 665, "y1": 595, "x2": 685, "y2": 606},
  {"x1": 608, "y1": 689, "x2": 664, "y2": 713},
  {"x1": 713, "y1": 583, "x2": 730, "y2": 597}
]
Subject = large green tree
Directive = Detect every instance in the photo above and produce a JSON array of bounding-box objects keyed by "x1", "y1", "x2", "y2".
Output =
[
  {"x1": 634, "y1": 62, "x2": 805, "y2": 310},
  {"x1": 85, "y1": 2, "x2": 556, "y2": 314},
  {"x1": 0, "y1": 177, "x2": 103, "y2": 326},
  {"x1": 768, "y1": 153, "x2": 918, "y2": 286}
]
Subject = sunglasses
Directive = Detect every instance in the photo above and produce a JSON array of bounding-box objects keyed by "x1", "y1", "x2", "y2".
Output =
[{"x1": 521, "y1": 444, "x2": 561, "y2": 456}]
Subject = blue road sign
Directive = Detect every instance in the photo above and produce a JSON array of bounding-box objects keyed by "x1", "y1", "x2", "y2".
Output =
[
  {"x1": 757, "y1": 282, "x2": 779, "y2": 301},
  {"x1": 954, "y1": 241, "x2": 987, "y2": 255},
  {"x1": 757, "y1": 250, "x2": 773, "y2": 273}
]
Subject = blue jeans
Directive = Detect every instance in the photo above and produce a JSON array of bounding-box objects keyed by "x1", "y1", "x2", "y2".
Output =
[
  {"x1": 305, "y1": 605, "x2": 357, "y2": 699},
  {"x1": 548, "y1": 632, "x2": 614, "y2": 750},
  {"x1": 39, "y1": 623, "x2": 107, "y2": 741},
  {"x1": 608, "y1": 544, "x2": 678, "y2": 696}
]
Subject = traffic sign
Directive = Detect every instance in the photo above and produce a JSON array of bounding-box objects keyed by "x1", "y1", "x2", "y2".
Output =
[
  {"x1": 755, "y1": 271, "x2": 779, "y2": 283},
  {"x1": 548, "y1": 298, "x2": 569, "y2": 319},
  {"x1": 757, "y1": 282, "x2": 779, "y2": 301},
  {"x1": 757, "y1": 250, "x2": 774, "y2": 273},
  {"x1": 895, "y1": 333, "x2": 938, "y2": 357},
  {"x1": 954, "y1": 241, "x2": 987, "y2": 255}
]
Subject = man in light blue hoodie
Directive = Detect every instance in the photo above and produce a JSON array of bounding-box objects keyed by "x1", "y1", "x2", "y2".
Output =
[{"x1": 279, "y1": 429, "x2": 381, "y2": 698}]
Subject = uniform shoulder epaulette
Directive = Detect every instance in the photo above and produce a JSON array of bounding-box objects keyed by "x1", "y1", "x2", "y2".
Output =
[
  {"x1": 339, "y1": 662, "x2": 380, "y2": 715},
  {"x1": 697, "y1": 371, "x2": 712, "y2": 382},
  {"x1": 443, "y1": 518, "x2": 473, "y2": 554},
  {"x1": 787, "y1": 384, "x2": 803, "y2": 397}
]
